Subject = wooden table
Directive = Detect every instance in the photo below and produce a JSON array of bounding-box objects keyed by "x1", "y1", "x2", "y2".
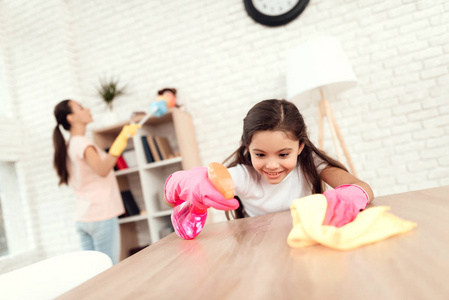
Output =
[{"x1": 58, "y1": 186, "x2": 449, "y2": 299}]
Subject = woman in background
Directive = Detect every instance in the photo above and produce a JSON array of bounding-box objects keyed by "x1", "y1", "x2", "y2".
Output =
[{"x1": 52, "y1": 99, "x2": 139, "y2": 264}]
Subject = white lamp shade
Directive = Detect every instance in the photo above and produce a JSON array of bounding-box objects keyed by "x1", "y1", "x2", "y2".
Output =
[{"x1": 286, "y1": 37, "x2": 357, "y2": 101}]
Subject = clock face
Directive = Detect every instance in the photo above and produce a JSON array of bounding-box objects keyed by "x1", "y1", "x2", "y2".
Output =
[
  {"x1": 244, "y1": 0, "x2": 309, "y2": 27},
  {"x1": 252, "y1": 0, "x2": 301, "y2": 17}
]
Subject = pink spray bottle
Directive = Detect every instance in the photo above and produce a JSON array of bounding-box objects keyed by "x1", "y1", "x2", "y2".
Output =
[{"x1": 171, "y1": 162, "x2": 235, "y2": 240}]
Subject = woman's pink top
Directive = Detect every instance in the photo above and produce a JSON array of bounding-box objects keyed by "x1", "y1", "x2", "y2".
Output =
[{"x1": 67, "y1": 135, "x2": 124, "y2": 222}]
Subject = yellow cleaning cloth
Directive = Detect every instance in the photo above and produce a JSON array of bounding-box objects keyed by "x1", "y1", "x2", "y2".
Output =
[{"x1": 287, "y1": 194, "x2": 417, "y2": 250}]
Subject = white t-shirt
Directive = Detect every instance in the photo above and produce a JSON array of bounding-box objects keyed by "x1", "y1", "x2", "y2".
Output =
[
  {"x1": 67, "y1": 135, "x2": 125, "y2": 222},
  {"x1": 228, "y1": 158, "x2": 327, "y2": 217}
]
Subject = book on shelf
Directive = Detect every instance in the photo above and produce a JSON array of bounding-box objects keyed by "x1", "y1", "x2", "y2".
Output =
[
  {"x1": 141, "y1": 136, "x2": 154, "y2": 163},
  {"x1": 154, "y1": 136, "x2": 175, "y2": 160},
  {"x1": 152, "y1": 136, "x2": 164, "y2": 161},
  {"x1": 119, "y1": 190, "x2": 140, "y2": 218},
  {"x1": 115, "y1": 155, "x2": 128, "y2": 170},
  {"x1": 146, "y1": 135, "x2": 162, "y2": 162},
  {"x1": 122, "y1": 149, "x2": 137, "y2": 168}
]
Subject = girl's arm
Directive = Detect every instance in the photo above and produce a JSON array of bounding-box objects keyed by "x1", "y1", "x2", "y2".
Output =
[
  {"x1": 320, "y1": 166, "x2": 374, "y2": 203},
  {"x1": 83, "y1": 124, "x2": 141, "y2": 177},
  {"x1": 84, "y1": 146, "x2": 118, "y2": 177}
]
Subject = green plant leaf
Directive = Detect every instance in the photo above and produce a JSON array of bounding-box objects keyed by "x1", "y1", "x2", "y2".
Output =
[{"x1": 97, "y1": 77, "x2": 127, "y2": 104}]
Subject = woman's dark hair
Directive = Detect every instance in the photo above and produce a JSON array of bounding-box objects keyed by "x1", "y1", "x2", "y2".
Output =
[
  {"x1": 224, "y1": 99, "x2": 347, "y2": 219},
  {"x1": 53, "y1": 99, "x2": 72, "y2": 185}
]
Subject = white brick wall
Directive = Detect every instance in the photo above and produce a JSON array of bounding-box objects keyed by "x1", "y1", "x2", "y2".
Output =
[{"x1": 0, "y1": 0, "x2": 448, "y2": 270}]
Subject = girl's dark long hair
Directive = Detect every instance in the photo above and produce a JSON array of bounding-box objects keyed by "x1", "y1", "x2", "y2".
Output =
[
  {"x1": 53, "y1": 100, "x2": 72, "y2": 186},
  {"x1": 224, "y1": 99, "x2": 347, "y2": 219}
]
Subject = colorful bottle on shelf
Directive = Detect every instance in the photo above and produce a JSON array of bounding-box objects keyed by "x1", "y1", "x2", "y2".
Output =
[{"x1": 171, "y1": 162, "x2": 235, "y2": 240}]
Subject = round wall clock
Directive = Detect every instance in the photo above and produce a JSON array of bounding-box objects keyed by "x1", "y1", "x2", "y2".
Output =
[{"x1": 244, "y1": 0, "x2": 310, "y2": 27}]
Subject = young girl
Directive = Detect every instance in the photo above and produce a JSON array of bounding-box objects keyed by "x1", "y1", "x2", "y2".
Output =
[
  {"x1": 53, "y1": 100, "x2": 140, "y2": 263},
  {"x1": 164, "y1": 99, "x2": 373, "y2": 238}
]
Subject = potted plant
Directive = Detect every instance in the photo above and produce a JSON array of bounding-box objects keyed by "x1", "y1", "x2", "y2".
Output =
[
  {"x1": 96, "y1": 76, "x2": 127, "y2": 111},
  {"x1": 96, "y1": 77, "x2": 127, "y2": 125}
]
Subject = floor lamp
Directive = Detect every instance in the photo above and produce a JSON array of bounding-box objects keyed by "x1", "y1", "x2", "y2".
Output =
[{"x1": 286, "y1": 37, "x2": 358, "y2": 176}]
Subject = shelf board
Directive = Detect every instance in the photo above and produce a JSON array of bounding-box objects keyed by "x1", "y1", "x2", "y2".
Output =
[
  {"x1": 135, "y1": 110, "x2": 173, "y2": 126},
  {"x1": 114, "y1": 166, "x2": 139, "y2": 176},
  {"x1": 118, "y1": 213, "x2": 148, "y2": 224},
  {"x1": 92, "y1": 109, "x2": 176, "y2": 134},
  {"x1": 142, "y1": 157, "x2": 182, "y2": 170},
  {"x1": 92, "y1": 120, "x2": 131, "y2": 135},
  {"x1": 152, "y1": 210, "x2": 172, "y2": 218}
]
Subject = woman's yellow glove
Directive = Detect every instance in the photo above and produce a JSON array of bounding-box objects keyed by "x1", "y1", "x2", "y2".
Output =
[{"x1": 109, "y1": 124, "x2": 141, "y2": 157}]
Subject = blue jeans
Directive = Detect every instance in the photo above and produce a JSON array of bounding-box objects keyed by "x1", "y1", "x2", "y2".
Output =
[{"x1": 75, "y1": 217, "x2": 120, "y2": 264}]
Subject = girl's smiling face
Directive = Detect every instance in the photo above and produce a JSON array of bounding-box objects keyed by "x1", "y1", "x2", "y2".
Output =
[{"x1": 248, "y1": 130, "x2": 304, "y2": 184}]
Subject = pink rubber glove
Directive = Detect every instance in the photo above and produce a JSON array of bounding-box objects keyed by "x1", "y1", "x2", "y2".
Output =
[
  {"x1": 164, "y1": 167, "x2": 240, "y2": 213},
  {"x1": 323, "y1": 184, "x2": 370, "y2": 227}
]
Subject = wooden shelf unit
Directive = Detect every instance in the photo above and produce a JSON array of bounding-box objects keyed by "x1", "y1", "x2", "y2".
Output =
[{"x1": 92, "y1": 108, "x2": 202, "y2": 260}]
